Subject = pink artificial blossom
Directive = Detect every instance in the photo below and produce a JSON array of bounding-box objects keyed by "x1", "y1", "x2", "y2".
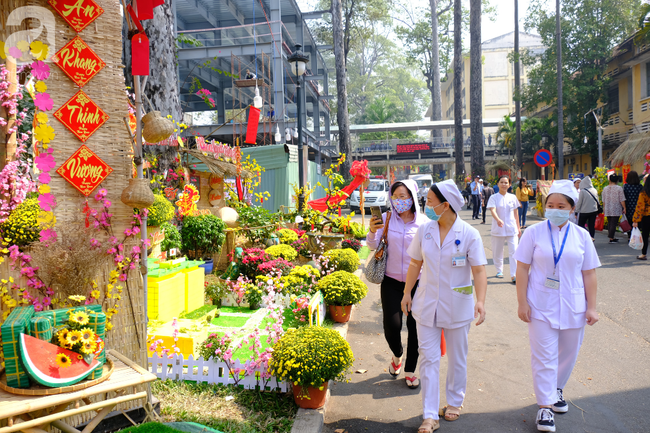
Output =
[
  {"x1": 38, "y1": 172, "x2": 51, "y2": 184},
  {"x1": 33, "y1": 92, "x2": 53, "y2": 111},
  {"x1": 31, "y1": 61, "x2": 51, "y2": 80}
]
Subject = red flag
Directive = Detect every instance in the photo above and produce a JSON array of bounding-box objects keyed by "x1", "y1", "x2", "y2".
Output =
[
  {"x1": 136, "y1": 0, "x2": 154, "y2": 20},
  {"x1": 245, "y1": 106, "x2": 260, "y2": 144},
  {"x1": 131, "y1": 33, "x2": 150, "y2": 76}
]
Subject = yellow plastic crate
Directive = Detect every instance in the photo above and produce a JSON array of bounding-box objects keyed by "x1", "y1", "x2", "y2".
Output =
[
  {"x1": 148, "y1": 271, "x2": 185, "y2": 321},
  {"x1": 147, "y1": 319, "x2": 210, "y2": 358},
  {"x1": 182, "y1": 266, "x2": 205, "y2": 314}
]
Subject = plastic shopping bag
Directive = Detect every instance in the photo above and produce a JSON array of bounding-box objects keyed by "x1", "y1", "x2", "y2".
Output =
[
  {"x1": 620, "y1": 215, "x2": 632, "y2": 233},
  {"x1": 595, "y1": 213, "x2": 604, "y2": 231},
  {"x1": 629, "y1": 227, "x2": 644, "y2": 251}
]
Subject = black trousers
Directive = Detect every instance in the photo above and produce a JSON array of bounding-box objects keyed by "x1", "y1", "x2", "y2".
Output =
[
  {"x1": 472, "y1": 195, "x2": 481, "y2": 219},
  {"x1": 381, "y1": 276, "x2": 419, "y2": 373},
  {"x1": 482, "y1": 203, "x2": 488, "y2": 223},
  {"x1": 578, "y1": 211, "x2": 599, "y2": 238},
  {"x1": 606, "y1": 215, "x2": 619, "y2": 239},
  {"x1": 640, "y1": 216, "x2": 650, "y2": 255}
]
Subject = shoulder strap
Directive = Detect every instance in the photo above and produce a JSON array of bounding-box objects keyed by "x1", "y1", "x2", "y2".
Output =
[
  {"x1": 586, "y1": 189, "x2": 598, "y2": 204},
  {"x1": 381, "y1": 211, "x2": 391, "y2": 244}
]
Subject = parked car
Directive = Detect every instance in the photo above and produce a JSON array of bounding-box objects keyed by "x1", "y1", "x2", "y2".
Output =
[
  {"x1": 408, "y1": 174, "x2": 434, "y2": 210},
  {"x1": 349, "y1": 179, "x2": 390, "y2": 213}
]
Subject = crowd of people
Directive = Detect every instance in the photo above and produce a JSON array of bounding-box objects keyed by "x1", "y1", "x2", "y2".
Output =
[{"x1": 365, "y1": 171, "x2": 649, "y2": 433}]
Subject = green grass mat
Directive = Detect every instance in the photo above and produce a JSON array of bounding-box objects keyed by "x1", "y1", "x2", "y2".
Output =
[
  {"x1": 357, "y1": 246, "x2": 371, "y2": 260},
  {"x1": 232, "y1": 335, "x2": 272, "y2": 361},
  {"x1": 211, "y1": 315, "x2": 250, "y2": 328},
  {"x1": 181, "y1": 304, "x2": 219, "y2": 320},
  {"x1": 117, "y1": 422, "x2": 185, "y2": 433},
  {"x1": 219, "y1": 306, "x2": 256, "y2": 315}
]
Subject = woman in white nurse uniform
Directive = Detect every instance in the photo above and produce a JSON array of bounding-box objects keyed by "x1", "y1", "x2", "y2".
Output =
[
  {"x1": 514, "y1": 180, "x2": 601, "y2": 433},
  {"x1": 401, "y1": 180, "x2": 488, "y2": 433},
  {"x1": 487, "y1": 175, "x2": 521, "y2": 283}
]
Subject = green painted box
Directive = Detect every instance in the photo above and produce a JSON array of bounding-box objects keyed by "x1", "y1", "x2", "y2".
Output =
[{"x1": 1, "y1": 306, "x2": 35, "y2": 388}]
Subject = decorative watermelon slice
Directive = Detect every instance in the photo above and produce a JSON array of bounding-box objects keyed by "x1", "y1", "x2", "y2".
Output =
[{"x1": 19, "y1": 333, "x2": 101, "y2": 387}]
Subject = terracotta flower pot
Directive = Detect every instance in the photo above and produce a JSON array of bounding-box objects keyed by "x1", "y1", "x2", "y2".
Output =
[
  {"x1": 328, "y1": 305, "x2": 352, "y2": 323},
  {"x1": 293, "y1": 382, "x2": 329, "y2": 409}
]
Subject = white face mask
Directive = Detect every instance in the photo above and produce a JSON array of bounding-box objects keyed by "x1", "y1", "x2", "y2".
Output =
[{"x1": 545, "y1": 209, "x2": 571, "y2": 226}]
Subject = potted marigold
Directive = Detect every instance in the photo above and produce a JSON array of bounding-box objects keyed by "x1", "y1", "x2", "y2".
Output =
[
  {"x1": 317, "y1": 271, "x2": 368, "y2": 323},
  {"x1": 268, "y1": 326, "x2": 354, "y2": 409}
]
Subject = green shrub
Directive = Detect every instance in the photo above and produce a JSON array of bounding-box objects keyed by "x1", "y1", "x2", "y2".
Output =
[
  {"x1": 265, "y1": 244, "x2": 297, "y2": 261},
  {"x1": 181, "y1": 214, "x2": 226, "y2": 259},
  {"x1": 317, "y1": 270, "x2": 368, "y2": 306},
  {"x1": 323, "y1": 249, "x2": 360, "y2": 273},
  {"x1": 1, "y1": 197, "x2": 40, "y2": 247},
  {"x1": 160, "y1": 222, "x2": 181, "y2": 253},
  {"x1": 278, "y1": 228, "x2": 299, "y2": 244},
  {"x1": 147, "y1": 194, "x2": 175, "y2": 226},
  {"x1": 349, "y1": 221, "x2": 369, "y2": 239}
]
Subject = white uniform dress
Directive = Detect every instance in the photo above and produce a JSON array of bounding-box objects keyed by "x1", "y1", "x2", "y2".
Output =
[
  {"x1": 514, "y1": 220, "x2": 601, "y2": 406},
  {"x1": 407, "y1": 216, "x2": 487, "y2": 420},
  {"x1": 487, "y1": 192, "x2": 520, "y2": 277}
]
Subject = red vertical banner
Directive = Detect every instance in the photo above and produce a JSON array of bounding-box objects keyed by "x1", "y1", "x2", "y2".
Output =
[
  {"x1": 136, "y1": 0, "x2": 154, "y2": 20},
  {"x1": 235, "y1": 176, "x2": 243, "y2": 201},
  {"x1": 152, "y1": 0, "x2": 164, "y2": 6},
  {"x1": 622, "y1": 165, "x2": 631, "y2": 183},
  {"x1": 131, "y1": 33, "x2": 150, "y2": 76},
  {"x1": 245, "y1": 106, "x2": 261, "y2": 144}
]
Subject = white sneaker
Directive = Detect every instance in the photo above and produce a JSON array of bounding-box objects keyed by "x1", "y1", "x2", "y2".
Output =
[
  {"x1": 536, "y1": 408, "x2": 556, "y2": 432},
  {"x1": 552, "y1": 388, "x2": 568, "y2": 413}
]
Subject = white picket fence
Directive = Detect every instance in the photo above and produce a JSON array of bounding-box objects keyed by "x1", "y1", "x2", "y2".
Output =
[{"x1": 148, "y1": 353, "x2": 289, "y2": 392}]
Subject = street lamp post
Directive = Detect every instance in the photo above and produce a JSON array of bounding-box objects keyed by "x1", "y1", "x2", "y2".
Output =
[{"x1": 288, "y1": 45, "x2": 309, "y2": 210}]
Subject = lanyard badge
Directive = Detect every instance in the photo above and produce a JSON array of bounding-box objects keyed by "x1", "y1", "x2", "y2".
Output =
[
  {"x1": 452, "y1": 238, "x2": 466, "y2": 267},
  {"x1": 545, "y1": 221, "x2": 569, "y2": 290}
]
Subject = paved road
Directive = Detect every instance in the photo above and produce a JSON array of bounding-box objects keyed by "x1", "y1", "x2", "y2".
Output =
[{"x1": 324, "y1": 208, "x2": 650, "y2": 433}]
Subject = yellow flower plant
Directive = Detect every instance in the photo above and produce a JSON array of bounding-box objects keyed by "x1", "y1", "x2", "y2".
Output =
[{"x1": 268, "y1": 326, "x2": 354, "y2": 389}]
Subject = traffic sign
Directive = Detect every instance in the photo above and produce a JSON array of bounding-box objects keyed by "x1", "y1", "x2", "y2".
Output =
[{"x1": 534, "y1": 149, "x2": 552, "y2": 167}]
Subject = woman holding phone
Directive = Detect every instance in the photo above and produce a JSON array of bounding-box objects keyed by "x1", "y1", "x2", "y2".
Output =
[
  {"x1": 514, "y1": 180, "x2": 601, "y2": 432},
  {"x1": 367, "y1": 179, "x2": 428, "y2": 388}
]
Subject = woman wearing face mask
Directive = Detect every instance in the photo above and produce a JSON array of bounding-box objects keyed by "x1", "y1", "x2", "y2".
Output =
[
  {"x1": 368, "y1": 180, "x2": 428, "y2": 388},
  {"x1": 514, "y1": 180, "x2": 601, "y2": 433},
  {"x1": 487, "y1": 175, "x2": 521, "y2": 283},
  {"x1": 401, "y1": 180, "x2": 488, "y2": 433}
]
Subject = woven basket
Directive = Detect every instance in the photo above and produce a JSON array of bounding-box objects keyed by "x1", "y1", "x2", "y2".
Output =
[
  {"x1": 142, "y1": 111, "x2": 175, "y2": 143},
  {"x1": 121, "y1": 178, "x2": 155, "y2": 209}
]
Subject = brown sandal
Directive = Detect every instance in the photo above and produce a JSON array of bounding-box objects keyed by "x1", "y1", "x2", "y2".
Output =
[
  {"x1": 418, "y1": 418, "x2": 440, "y2": 432},
  {"x1": 439, "y1": 405, "x2": 462, "y2": 421}
]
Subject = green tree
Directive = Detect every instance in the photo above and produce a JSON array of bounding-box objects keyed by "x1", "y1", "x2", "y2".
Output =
[
  {"x1": 522, "y1": 0, "x2": 642, "y2": 168},
  {"x1": 496, "y1": 115, "x2": 516, "y2": 152}
]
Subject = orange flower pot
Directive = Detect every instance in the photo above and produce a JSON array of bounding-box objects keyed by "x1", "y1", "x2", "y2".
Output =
[
  {"x1": 293, "y1": 382, "x2": 329, "y2": 409},
  {"x1": 329, "y1": 305, "x2": 352, "y2": 323}
]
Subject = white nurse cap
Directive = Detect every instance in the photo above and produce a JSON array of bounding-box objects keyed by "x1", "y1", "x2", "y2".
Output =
[
  {"x1": 548, "y1": 179, "x2": 579, "y2": 204},
  {"x1": 434, "y1": 179, "x2": 465, "y2": 212}
]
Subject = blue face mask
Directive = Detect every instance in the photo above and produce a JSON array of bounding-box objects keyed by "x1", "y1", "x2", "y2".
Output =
[
  {"x1": 425, "y1": 203, "x2": 446, "y2": 221},
  {"x1": 545, "y1": 209, "x2": 571, "y2": 227}
]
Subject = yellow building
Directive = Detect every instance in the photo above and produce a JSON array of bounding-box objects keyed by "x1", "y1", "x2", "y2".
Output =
[
  {"x1": 432, "y1": 31, "x2": 545, "y2": 143},
  {"x1": 524, "y1": 35, "x2": 650, "y2": 180}
]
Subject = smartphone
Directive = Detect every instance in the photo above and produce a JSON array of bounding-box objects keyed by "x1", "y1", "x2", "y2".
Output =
[{"x1": 370, "y1": 206, "x2": 383, "y2": 220}]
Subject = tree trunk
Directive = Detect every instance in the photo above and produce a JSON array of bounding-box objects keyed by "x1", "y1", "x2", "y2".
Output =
[
  {"x1": 123, "y1": 0, "x2": 181, "y2": 176},
  {"x1": 453, "y1": 0, "x2": 464, "y2": 186},
  {"x1": 470, "y1": 0, "x2": 485, "y2": 178},
  {"x1": 429, "y1": 0, "x2": 442, "y2": 140},
  {"x1": 126, "y1": 0, "x2": 182, "y2": 120},
  {"x1": 333, "y1": 0, "x2": 352, "y2": 180},
  {"x1": 514, "y1": 0, "x2": 522, "y2": 171}
]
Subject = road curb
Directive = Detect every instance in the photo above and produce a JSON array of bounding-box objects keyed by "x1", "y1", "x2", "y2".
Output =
[{"x1": 289, "y1": 266, "x2": 363, "y2": 433}]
